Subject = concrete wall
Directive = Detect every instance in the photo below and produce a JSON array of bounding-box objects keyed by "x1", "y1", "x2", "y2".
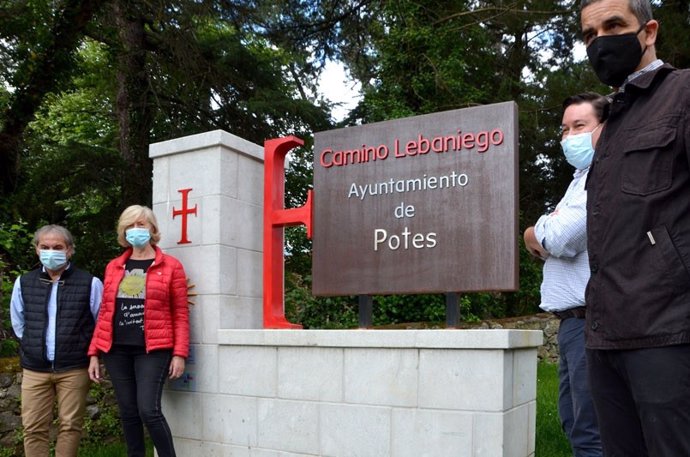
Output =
[
  {"x1": 167, "y1": 330, "x2": 541, "y2": 457},
  {"x1": 149, "y1": 130, "x2": 543, "y2": 457}
]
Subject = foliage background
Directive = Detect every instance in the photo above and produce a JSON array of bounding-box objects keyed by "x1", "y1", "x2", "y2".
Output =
[{"x1": 1, "y1": 0, "x2": 688, "y2": 337}]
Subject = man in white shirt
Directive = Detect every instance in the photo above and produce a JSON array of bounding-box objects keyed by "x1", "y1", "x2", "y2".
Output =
[
  {"x1": 524, "y1": 92, "x2": 609, "y2": 457},
  {"x1": 10, "y1": 225, "x2": 102, "y2": 457}
]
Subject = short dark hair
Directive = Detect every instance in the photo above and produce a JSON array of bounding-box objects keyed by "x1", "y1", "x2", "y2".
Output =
[
  {"x1": 562, "y1": 92, "x2": 610, "y2": 123},
  {"x1": 581, "y1": 0, "x2": 653, "y2": 26}
]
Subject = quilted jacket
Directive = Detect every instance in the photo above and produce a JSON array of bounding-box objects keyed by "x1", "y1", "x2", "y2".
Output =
[{"x1": 89, "y1": 246, "x2": 189, "y2": 358}]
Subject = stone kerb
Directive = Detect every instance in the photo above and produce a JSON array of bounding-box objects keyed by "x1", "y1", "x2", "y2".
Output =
[
  {"x1": 217, "y1": 329, "x2": 542, "y2": 413},
  {"x1": 163, "y1": 329, "x2": 542, "y2": 456}
]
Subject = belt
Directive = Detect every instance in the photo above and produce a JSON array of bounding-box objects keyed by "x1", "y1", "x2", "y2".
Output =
[{"x1": 552, "y1": 306, "x2": 586, "y2": 320}]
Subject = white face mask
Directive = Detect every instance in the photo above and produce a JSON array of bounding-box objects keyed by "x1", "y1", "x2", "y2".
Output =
[
  {"x1": 39, "y1": 249, "x2": 68, "y2": 271},
  {"x1": 125, "y1": 227, "x2": 151, "y2": 248},
  {"x1": 560, "y1": 124, "x2": 601, "y2": 170}
]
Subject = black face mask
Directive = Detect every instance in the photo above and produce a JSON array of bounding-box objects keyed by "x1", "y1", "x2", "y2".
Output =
[{"x1": 586, "y1": 24, "x2": 647, "y2": 87}]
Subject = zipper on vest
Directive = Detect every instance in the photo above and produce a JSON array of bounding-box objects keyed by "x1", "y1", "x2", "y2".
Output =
[{"x1": 42, "y1": 281, "x2": 51, "y2": 366}]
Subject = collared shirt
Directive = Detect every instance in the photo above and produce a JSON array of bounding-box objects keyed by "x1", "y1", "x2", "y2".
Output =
[
  {"x1": 10, "y1": 264, "x2": 103, "y2": 361},
  {"x1": 619, "y1": 59, "x2": 664, "y2": 92},
  {"x1": 534, "y1": 168, "x2": 590, "y2": 313}
]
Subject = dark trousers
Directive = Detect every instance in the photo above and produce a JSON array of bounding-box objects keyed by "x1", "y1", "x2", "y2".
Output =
[
  {"x1": 557, "y1": 318, "x2": 602, "y2": 457},
  {"x1": 103, "y1": 345, "x2": 176, "y2": 457},
  {"x1": 587, "y1": 344, "x2": 690, "y2": 457}
]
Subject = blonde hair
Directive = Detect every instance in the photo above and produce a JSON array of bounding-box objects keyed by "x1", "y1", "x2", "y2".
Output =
[{"x1": 116, "y1": 205, "x2": 161, "y2": 247}]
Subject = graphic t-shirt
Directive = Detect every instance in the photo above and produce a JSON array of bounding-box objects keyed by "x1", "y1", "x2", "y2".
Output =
[{"x1": 113, "y1": 258, "x2": 154, "y2": 346}]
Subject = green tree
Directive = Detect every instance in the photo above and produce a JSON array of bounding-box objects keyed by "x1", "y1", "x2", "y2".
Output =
[
  {"x1": 0, "y1": 0, "x2": 104, "y2": 195},
  {"x1": 1, "y1": 0, "x2": 337, "y2": 269},
  {"x1": 654, "y1": 0, "x2": 690, "y2": 69},
  {"x1": 3, "y1": 0, "x2": 690, "y2": 330}
]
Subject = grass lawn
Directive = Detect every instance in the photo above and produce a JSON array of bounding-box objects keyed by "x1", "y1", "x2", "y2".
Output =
[
  {"x1": 79, "y1": 440, "x2": 153, "y2": 456},
  {"x1": 536, "y1": 361, "x2": 572, "y2": 457}
]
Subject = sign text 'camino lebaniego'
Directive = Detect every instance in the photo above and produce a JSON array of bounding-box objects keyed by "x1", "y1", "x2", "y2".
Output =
[{"x1": 312, "y1": 102, "x2": 519, "y2": 296}]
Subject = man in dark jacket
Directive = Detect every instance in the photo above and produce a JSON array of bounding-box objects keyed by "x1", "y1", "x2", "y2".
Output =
[
  {"x1": 580, "y1": 0, "x2": 690, "y2": 455},
  {"x1": 10, "y1": 225, "x2": 102, "y2": 457}
]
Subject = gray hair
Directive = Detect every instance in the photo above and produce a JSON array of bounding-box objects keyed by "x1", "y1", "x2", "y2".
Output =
[
  {"x1": 581, "y1": 0, "x2": 654, "y2": 25},
  {"x1": 32, "y1": 225, "x2": 75, "y2": 251}
]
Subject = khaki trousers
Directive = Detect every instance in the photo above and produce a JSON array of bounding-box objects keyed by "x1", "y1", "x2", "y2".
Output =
[{"x1": 21, "y1": 368, "x2": 90, "y2": 457}]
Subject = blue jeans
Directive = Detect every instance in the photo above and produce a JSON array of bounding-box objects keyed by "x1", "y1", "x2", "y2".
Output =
[
  {"x1": 558, "y1": 317, "x2": 602, "y2": 457},
  {"x1": 103, "y1": 345, "x2": 176, "y2": 457}
]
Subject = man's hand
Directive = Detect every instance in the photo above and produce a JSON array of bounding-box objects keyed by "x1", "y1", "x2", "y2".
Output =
[
  {"x1": 524, "y1": 226, "x2": 549, "y2": 260},
  {"x1": 88, "y1": 356, "x2": 101, "y2": 383}
]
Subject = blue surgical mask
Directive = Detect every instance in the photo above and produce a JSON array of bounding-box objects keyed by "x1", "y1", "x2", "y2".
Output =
[
  {"x1": 125, "y1": 227, "x2": 151, "y2": 248},
  {"x1": 560, "y1": 124, "x2": 601, "y2": 170},
  {"x1": 39, "y1": 250, "x2": 68, "y2": 271}
]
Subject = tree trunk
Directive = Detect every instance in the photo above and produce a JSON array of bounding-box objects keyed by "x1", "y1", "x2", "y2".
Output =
[{"x1": 113, "y1": 0, "x2": 155, "y2": 207}]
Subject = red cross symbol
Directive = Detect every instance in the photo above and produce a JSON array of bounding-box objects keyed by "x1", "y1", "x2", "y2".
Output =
[{"x1": 172, "y1": 188, "x2": 198, "y2": 244}]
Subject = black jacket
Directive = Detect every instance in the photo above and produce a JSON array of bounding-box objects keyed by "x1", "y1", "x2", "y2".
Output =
[
  {"x1": 585, "y1": 64, "x2": 690, "y2": 349},
  {"x1": 19, "y1": 266, "x2": 96, "y2": 371}
]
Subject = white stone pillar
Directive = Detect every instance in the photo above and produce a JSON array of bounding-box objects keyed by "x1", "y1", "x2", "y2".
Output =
[{"x1": 149, "y1": 130, "x2": 264, "y2": 396}]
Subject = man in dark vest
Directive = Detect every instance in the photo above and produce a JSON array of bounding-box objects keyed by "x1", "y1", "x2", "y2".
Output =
[{"x1": 10, "y1": 225, "x2": 103, "y2": 457}]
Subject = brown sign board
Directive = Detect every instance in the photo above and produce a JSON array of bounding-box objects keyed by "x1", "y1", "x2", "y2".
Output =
[{"x1": 311, "y1": 102, "x2": 518, "y2": 296}]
